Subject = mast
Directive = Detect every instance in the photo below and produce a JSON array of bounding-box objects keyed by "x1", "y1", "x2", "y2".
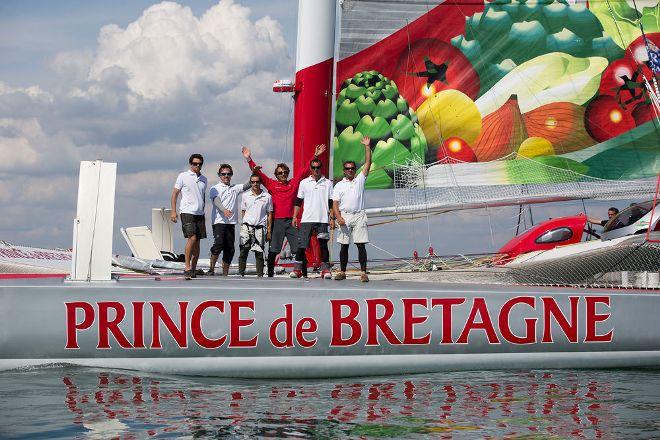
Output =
[{"x1": 293, "y1": 0, "x2": 336, "y2": 175}]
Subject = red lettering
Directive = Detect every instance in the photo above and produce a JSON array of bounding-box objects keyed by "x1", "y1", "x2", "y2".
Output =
[
  {"x1": 295, "y1": 318, "x2": 318, "y2": 348},
  {"x1": 229, "y1": 301, "x2": 258, "y2": 347},
  {"x1": 402, "y1": 298, "x2": 430, "y2": 344},
  {"x1": 585, "y1": 296, "x2": 613, "y2": 342},
  {"x1": 270, "y1": 304, "x2": 294, "y2": 348},
  {"x1": 132, "y1": 302, "x2": 145, "y2": 348},
  {"x1": 430, "y1": 298, "x2": 465, "y2": 343},
  {"x1": 366, "y1": 298, "x2": 402, "y2": 345},
  {"x1": 457, "y1": 298, "x2": 499, "y2": 344},
  {"x1": 330, "y1": 299, "x2": 362, "y2": 346},
  {"x1": 98, "y1": 302, "x2": 132, "y2": 349},
  {"x1": 151, "y1": 302, "x2": 188, "y2": 348},
  {"x1": 65, "y1": 302, "x2": 95, "y2": 349},
  {"x1": 499, "y1": 296, "x2": 537, "y2": 344},
  {"x1": 191, "y1": 300, "x2": 227, "y2": 349},
  {"x1": 542, "y1": 297, "x2": 579, "y2": 343}
]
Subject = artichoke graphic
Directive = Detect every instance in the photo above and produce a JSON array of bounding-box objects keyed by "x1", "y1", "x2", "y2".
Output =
[{"x1": 334, "y1": 71, "x2": 427, "y2": 189}]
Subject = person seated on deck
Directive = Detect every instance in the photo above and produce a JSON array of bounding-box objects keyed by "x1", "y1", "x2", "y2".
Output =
[
  {"x1": 332, "y1": 136, "x2": 372, "y2": 283},
  {"x1": 588, "y1": 207, "x2": 619, "y2": 227},
  {"x1": 292, "y1": 157, "x2": 334, "y2": 279},
  {"x1": 238, "y1": 174, "x2": 273, "y2": 277},
  {"x1": 208, "y1": 164, "x2": 250, "y2": 276},
  {"x1": 241, "y1": 144, "x2": 326, "y2": 277}
]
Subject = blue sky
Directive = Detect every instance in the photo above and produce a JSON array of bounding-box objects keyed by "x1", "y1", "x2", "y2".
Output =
[{"x1": 0, "y1": 0, "x2": 630, "y2": 261}]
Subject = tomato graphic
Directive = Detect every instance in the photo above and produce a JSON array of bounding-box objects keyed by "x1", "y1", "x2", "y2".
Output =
[
  {"x1": 584, "y1": 95, "x2": 636, "y2": 142},
  {"x1": 438, "y1": 136, "x2": 477, "y2": 162},
  {"x1": 393, "y1": 38, "x2": 480, "y2": 109}
]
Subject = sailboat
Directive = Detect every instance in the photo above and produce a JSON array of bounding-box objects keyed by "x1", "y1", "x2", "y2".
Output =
[{"x1": 1, "y1": 0, "x2": 660, "y2": 378}]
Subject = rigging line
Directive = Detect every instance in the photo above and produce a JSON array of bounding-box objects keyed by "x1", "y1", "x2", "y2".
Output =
[{"x1": 367, "y1": 241, "x2": 416, "y2": 270}]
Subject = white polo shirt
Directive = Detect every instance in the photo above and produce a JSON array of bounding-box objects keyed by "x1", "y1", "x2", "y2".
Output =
[
  {"x1": 297, "y1": 176, "x2": 333, "y2": 224},
  {"x1": 241, "y1": 190, "x2": 273, "y2": 226},
  {"x1": 174, "y1": 170, "x2": 207, "y2": 215},
  {"x1": 210, "y1": 182, "x2": 246, "y2": 225},
  {"x1": 332, "y1": 172, "x2": 366, "y2": 213}
]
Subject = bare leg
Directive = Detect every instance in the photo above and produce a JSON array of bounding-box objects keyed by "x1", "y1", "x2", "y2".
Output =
[
  {"x1": 184, "y1": 235, "x2": 197, "y2": 271},
  {"x1": 209, "y1": 254, "x2": 218, "y2": 274},
  {"x1": 191, "y1": 239, "x2": 200, "y2": 271}
]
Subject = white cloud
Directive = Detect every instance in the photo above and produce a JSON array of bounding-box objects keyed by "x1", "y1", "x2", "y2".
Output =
[{"x1": 0, "y1": 0, "x2": 294, "y2": 249}]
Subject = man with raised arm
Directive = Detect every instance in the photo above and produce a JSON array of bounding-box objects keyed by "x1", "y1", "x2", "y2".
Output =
[
  {"x1": 242, "y1": 144, "x2": 326, "y2": 277},
  {"x1": 208, "y1": 164, "x2": 251, "y2": 276},
  {"x1": 292, "y1": 157, "x2": 334, "y2": 279},
  {"x1": 238, "y1": 174, "x2": 273, "y2": 277},
  {"x1": 332, "y1": 136, "x2": 372, "y2": 282},
  {"x1": 170, "y1": 154, "x2": 207, "y2": 280}
]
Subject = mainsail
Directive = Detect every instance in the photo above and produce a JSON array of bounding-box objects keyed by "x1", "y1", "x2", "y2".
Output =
[{"x1": 334, "y1": 0, "x2": 660, "y2": 216}]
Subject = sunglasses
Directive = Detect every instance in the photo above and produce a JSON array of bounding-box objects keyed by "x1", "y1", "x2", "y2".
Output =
[
  {"x1": 191, "y1": 162, "x2": 203, "y2": 167},
  {"x1": 250, "y1": 181, "x2": 261, "y2": 184},
  {"x1": 219, "y1": 172, "x2": 233, "y2": 176},
  {"x1": 310, "y1": 166, "x2": 322, "y2": 170},
  {"x1": 276, "y1": 171, "x2": 289, "y2": 176},
  {"x1": 344, "y1": 167, "x2": 356, "y2": 171}
]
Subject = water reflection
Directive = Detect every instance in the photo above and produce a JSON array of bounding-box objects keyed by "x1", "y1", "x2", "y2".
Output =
[{"x1": 59, "y1": 370, "x2": 617, "y2": 438}]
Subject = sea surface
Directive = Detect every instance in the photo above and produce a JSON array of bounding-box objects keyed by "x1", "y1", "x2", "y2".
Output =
[{"x1": 1, "y1": 367, "x2": 660, "y2": 439}]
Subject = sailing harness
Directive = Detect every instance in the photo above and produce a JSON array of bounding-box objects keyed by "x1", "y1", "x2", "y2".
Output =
[{"x1": 240, "y1": 223, "x2": 266, "y2": 254}]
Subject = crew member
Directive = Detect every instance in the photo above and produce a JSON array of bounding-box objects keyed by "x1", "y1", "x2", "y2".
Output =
[
  {"x1": 292, "y1": 158, "x2": 334, "y2": 279},
  {"x1": 332, "y1": 136, "x2": 372, "y2": 282},
  {"x1": 170, "y1": 154, "x2": 207, "y2": 280},
  {"x1": 588, "y1": 207, "x2": 619, "y2": 227},
  {"x1": 238, "y1": 174, "x2": 273, "y2": 277},
  {"x1": 208, "y1": 164, "x2": 250, "y2": 276},
  {"x1": 242, "y1": 144, "x2": 326, "y2": 277}
]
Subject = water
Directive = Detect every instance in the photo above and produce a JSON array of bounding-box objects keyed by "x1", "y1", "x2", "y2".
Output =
[{"x1": 2, "y1": 367, "x2": 660, "y2": 439}]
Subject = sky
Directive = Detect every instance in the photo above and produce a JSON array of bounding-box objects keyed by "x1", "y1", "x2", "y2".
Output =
[{"x1": 0, "y1": 0, "x2": 632, "y2": 261}]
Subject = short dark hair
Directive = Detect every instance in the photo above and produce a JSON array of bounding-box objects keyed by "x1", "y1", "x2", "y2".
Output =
[
  {"x1": 608, "y1": 207, "x2": 619, "y2": 214},
  {"x1": 250, "y1": 173, "x2": 261, "y2": 181},
  {"x1": 310, "y1": 158, "x2": 322, "y2": 167},
  {"x1": 189, "y1": 153, "x2": 204, "y2": 164},
  {"x1": 343, "y1": 160, "x2": 356, "y2": 168},
  {"x1": 274, "y1": 163, "x2": 290, "y2": 174},
  {"x1": 218, "y1": 163, "x2": 233, "y2": 174}
]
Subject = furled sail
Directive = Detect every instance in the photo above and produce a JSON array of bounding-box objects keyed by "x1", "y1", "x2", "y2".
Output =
[{"x1": 334, "y1": 0, "x2": 660, "y2": 216}]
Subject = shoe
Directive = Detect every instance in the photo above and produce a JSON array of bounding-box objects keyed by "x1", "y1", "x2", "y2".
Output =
[
  {"x1": 206, "y1": 270, "x2": 215, "y2": 276},
  {"x1": 360, "y1": 273, "x2": 369, "y2": 283},
  {"x1": 334, "y1": 271, "x2": 346, "y2": 281},
  {"x1": 195, "y1": 269, "x2": 205, "y2": 276},
  {"x1": 184, "y1": 270, "x2": 193, "y2": 280},
  {"x1": 190, "y1": 270, "x2": 197, "y2": 278},
  {"x1": 290, "y1": 270, "x2": 303, "y2": 278},
  {"x1": 321, "y1": 270, "x2": 332, "y2": 279}
]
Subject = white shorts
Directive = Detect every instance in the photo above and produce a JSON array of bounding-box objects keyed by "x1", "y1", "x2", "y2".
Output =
[{"x1": 336, "y1": 211, "x2": 369, "y2": 245}]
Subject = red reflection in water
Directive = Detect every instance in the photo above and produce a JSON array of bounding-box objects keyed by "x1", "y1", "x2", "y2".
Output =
[{"x1": 61, "y1": 371, "x2": 615, "y2": 438}]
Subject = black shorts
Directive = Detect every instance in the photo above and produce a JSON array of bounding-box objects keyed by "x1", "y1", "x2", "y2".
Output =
[
  {"x1": 210, "y1": 223, "x2": 235, "y2": 263},
  {"x1": 180, "y1": 213, "x2": 206, "y2": 239},
  {"x1": 270, "y1": 218, "x2": 299, "y2": 254},
  {"x1": 297, "y1": 222, "x2": 329, "y2": 249}
]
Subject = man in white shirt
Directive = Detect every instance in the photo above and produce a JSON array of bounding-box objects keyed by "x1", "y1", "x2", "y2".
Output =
[
  {"x1": 332, "y1": 136, "x2": 372, "y2": 282},
  {"x1": 292, "y1": 158, "x2": 335, "y2": 279},
  {"x1": 208, "y1": 164, "x2": 251, "y2": 276},
  {"x1": 170, "y1": 154, "x2": 207, "y2": 280},
  {"x1": 238, "y1": 174, "x2": 273, "y2": 277}
]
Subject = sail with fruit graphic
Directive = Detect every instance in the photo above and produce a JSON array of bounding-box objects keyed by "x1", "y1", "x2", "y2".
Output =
[{"x1": 334, "y1": 0, "x2": 660, "y2": 214}]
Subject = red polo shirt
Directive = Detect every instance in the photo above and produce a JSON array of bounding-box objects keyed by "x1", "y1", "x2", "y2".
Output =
[{"x1": 248, "y1": 159, "x2": 310, "y2": 219}]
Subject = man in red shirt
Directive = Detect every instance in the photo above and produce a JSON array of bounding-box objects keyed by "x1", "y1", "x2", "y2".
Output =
[{"x1": 242, "y1": 144, "x2": 325, "y2": 277}]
